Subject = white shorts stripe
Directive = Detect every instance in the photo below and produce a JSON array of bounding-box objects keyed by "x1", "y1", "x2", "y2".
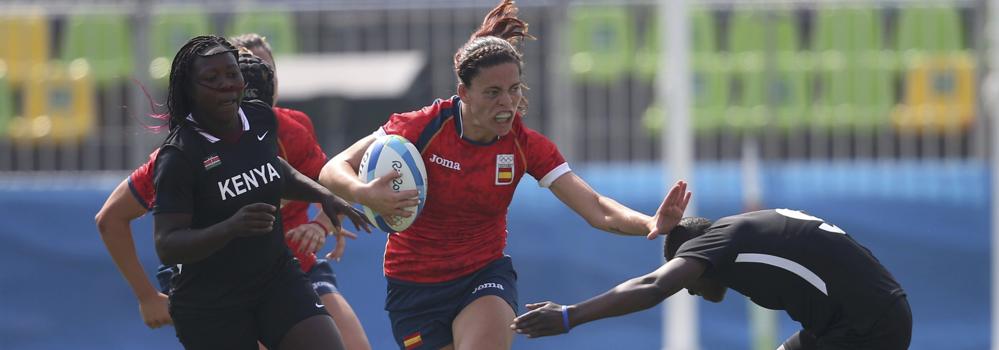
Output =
[{"x1": 735, "y1": 253, "x2": 828, "y2": 295}]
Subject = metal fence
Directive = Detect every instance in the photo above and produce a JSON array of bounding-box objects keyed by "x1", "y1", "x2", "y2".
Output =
[{"x1": 0, "y1": 0, "x2": 989, "y2": 172}]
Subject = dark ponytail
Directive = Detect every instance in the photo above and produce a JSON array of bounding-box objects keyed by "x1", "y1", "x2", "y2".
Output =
[{"x1": 237, "y1": 48, "x2": 275, "y2": 106}]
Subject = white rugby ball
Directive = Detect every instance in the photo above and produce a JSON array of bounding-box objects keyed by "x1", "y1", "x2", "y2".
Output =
[{"x1": 357, "y1": 134, "x2": 428, "y2": 233}]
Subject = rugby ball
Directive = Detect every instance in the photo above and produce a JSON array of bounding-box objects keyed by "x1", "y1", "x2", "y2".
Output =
[{"x1": 357, "y1": 134, "x2": 428, "y2": 233}]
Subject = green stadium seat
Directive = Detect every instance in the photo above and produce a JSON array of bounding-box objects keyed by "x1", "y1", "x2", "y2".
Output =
[
  {"x1": 226, "y1": 11, "x2": 297, "y2": 56},
  {"x1": 639, "y1": 9, "x2": 731, "y2": 134},
  {"x1": 691, "y1": 10, "x2": 731, "y2": 133},
  {"x1": 0, "y1": 12, "x2": 50, "y2": 85},
  {"x1": 897, "y1": 6, "x2": 964, "y2": 57},
  {"x1": 634, "y1": 9, "x2": 721, "y2": 76},
  {"x1": 726, "y1": 9, "x2": 807, "y2": 132},
  {"x1": 61, "y1": 14, "x2": 134, "y2": 85},
  {"x1": 894, "y1": 6, "x2": 974, "y2": 131},
  {"x1": 568, "y1": 6, "x2": 634, "y2": 83},
  {"x1": 633, "y1": 11, "x2": 661, "y2": 81},
  {"x1": 149, "y1": 10, "x2": 212, "y2": 81},
  {"x1": 0, "y1": 64, "x2": 12, "y2": 137},
  {"x1": 812, "y1": 7, "x2": 893, "y2": 130}
]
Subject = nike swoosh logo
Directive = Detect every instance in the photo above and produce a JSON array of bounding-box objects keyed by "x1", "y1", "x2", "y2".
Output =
[
  {"x1": 315, "y1": 303, "x2": 324, "y2": 308},
  {"x1": 257, "y1": 131, "x2": 269, "y2": 141}
]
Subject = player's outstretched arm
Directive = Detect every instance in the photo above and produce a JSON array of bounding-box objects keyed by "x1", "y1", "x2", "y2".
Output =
[
  {"x1": 277, "y1": 157, "x2": 373, "y2": 234},
  {"x1": 95, "y1": 180, "x2": 172, "y2": 329},
  {"x1": 512, "y1": 257, "x2": 706, "y2": 338},
  {"x1": 550, "y1": 174, "x2": 691, "y2": 238}
]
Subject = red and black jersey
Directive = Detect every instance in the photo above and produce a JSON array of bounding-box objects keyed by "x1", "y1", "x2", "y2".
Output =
[
  {"x1": 379, "y1": 96, "x2": 570, "y2": 283},
  {"x1": 130, "y1": 106, "x2": 326, "y2": 272},
  {"x1": 273, "y1": 107, "x2": 328, "y2": 272}
]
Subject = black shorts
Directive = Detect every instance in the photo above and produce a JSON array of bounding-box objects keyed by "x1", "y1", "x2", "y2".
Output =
[
  {"x1": 385, "y1": 256, "x2": 518, "y2": 350},
  {"x1": 168, "y1": 259, "x2": 330, "y2": 349},
  {"x1": 158, "y1": 258, "x2": 340, "y2": 296},
  {"x1": 781, "y1": 296, "x2": 912, "y2": 350}
]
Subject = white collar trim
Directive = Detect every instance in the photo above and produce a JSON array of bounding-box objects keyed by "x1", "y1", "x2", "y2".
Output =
[{"x1": 186, "y1": 108, "x2": 249, "y2": 143}]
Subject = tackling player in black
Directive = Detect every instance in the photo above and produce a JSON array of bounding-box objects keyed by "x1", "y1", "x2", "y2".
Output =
[
  {"x1": 151, "y1": 35, "x2": 371, "y2": 350},
  {"x1": 513, "y1": 207, "x2": 911, "y2": 350}
]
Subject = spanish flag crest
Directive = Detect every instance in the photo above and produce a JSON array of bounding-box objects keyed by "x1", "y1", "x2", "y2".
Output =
[
  {"x1": 403, "y1": 331, "x2": 423, "y2": 349},
  {"x1": 495, "y1": 154, "x2": 514, "y2": 185}
]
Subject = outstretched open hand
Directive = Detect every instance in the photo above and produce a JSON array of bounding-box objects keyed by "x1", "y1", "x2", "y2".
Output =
[
  {"x1": 510, "y1": 301, "x2": 569, "y2": 338},
  {"x1": 646, "y1": 180, "x2": 693, "y2": 240},
  {"x1": 325, "y1": 227, "x2": 359, "y2": 262},
  {"x1": 321, "y1": 195, "x2": 373, "y2": 234}
]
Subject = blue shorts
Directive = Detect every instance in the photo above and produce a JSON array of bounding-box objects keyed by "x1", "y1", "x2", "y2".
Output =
[
  {"x1": 157, "y1": 258, "x2": 340, "y2": 296},
  {"x1": 307, "y1": 259, "x2": 340, "y2": 296},
  {"x1": 385, "y1": 256, "x2": 518, "y2": 350}
]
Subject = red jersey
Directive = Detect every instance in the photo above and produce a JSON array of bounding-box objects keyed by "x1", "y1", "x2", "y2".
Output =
[
  {"x1": 379, "y1": 96, "x2": 569, "y2": 283},
  {"x1": 129, "y1": 107, "x2": 328, "y2": 272}
]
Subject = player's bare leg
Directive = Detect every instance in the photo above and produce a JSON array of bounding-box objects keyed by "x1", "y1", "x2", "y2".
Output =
[
  {"x1": 278, "y1": 314, "x2": 345, "y2": 350},
  {"x1": 451, "y1": 296, "x2": 514, "y2": 350},
  {"x1": 321, "y1": 292, "x2": 371, "y2": 350}
]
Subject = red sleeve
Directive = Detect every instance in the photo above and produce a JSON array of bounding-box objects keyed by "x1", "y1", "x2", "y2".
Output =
[
  {"x1": 278, "y1": 107, "x2": 317, "y2": 136},
  {"x1": 274, "y1": 108, "x2": 328, "y2": 179},
  {"x1": 516, "y1": 119, "x2": 569, "y2": 188},
  {"x1": 127, "y1": 149, "x2": 159, "y2": 210}
]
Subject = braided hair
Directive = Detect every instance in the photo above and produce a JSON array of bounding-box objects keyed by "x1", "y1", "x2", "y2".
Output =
[
  {"x1": 230, "y1": 33, "x2": 275, "y2": 67},
  {"x1": 237, "y1": 48, "x2": 276, "y2": 106},
  {"x1": 164, "y1": 35, "x2": 238, "y2": 129},
  {"x1": 454, "y1": 0, "x2": 534, "y2": 114}
]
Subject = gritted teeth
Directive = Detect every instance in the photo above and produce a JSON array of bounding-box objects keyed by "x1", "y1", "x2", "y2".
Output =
[{"x1": 495, "y1": 112, "x2": 513, "y2": 122}]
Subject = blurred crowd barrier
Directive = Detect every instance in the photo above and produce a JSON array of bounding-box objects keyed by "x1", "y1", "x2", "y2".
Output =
[{"x1": 0, "y1": 0, "x2": 987, "y2": 171}]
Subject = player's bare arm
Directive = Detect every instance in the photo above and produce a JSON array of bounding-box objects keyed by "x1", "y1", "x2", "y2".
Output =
[
  {"x1": 550, "y1": 176, "x2": 691, "y2": 238},
  {"x1": 154, "y1": 203, "x2": 276, "y2": 264},
  {"x1": 512, "y1": 257, "x2": 706, "y2": 338},
  {"x1": 277, "y1": 157, "x2": 372, "y2": 234},
  {"x1": 95, "y1": 179, "x2": 172, "y2": 329}
]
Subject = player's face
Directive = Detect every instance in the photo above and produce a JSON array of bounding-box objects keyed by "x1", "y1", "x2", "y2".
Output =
[
  {"x1": 248, "y1": 46, "x2": 279, "y2": 105},
  {"x1": 686, "y1": 277, "x2": 727, "y2": 303},
  {"x1": 189, "y1": 53, "x2": 244, "y2": 124},
  {"x1": 458, "y1": 62, "x2": 523, "y2": 142}
]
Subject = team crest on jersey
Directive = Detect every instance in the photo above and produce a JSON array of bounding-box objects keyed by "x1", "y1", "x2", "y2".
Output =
[
  {"x1": 495, "y1": 154, "x2": 514, "y2": 185},
  {"x1": 203, "y1": 154, "x2": 221, "y2": 170}
]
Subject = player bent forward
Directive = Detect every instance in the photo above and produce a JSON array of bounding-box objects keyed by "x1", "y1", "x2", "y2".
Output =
[{"x1": 513, "y1": 209, "x2": 911, "y2": 350}]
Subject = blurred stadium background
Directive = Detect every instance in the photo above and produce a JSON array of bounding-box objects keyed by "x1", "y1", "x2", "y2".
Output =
[{"x1": 0, "y1": 0, "x2": 990, "y2": 349}]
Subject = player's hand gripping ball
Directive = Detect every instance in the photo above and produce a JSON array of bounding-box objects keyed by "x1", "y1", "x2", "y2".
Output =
[{"x1": 357, "y1": 135, "x2": 428, "y2": 232}]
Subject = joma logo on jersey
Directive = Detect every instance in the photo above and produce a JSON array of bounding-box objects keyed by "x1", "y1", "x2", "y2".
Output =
[
  {"x1": 429, "y1": 154, "x2": 460, "y2": 171},
  {"x1": 218, "y1": 163, "x2": 281, "y2": 200}
]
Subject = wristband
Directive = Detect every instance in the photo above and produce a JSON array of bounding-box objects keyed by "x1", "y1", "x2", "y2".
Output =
[
  {"x1": 561, "y1": 305, "x2": 571, "y2": 332},
  {"x1": 309, "y1": 220, "x2": 331, "y2": 234}
]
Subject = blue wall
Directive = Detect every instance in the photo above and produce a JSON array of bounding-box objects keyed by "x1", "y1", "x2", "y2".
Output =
[{"x1": 0, "y1": 161, "x2": 988, "y2": 349}]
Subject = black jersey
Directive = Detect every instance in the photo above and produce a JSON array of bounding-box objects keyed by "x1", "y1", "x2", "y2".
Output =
[
  {"x1": 153, "y1": 101, "x2": 291, "y2": 308},
  {"x1": 674, "y1": 209, "x2": 906, "y2": 335}
]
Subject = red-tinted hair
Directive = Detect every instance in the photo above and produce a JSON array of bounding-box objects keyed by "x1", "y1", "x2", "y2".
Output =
[{"x1": 453, "y1": 0, "x2": 534, "y2": 87}]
